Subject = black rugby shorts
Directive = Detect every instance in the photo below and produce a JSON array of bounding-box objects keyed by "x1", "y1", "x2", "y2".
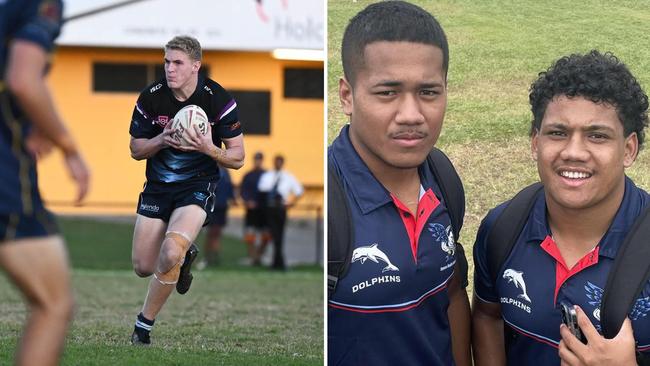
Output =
[{"x1": 136, "y1": 179, "x2": 218, "y2": 224}]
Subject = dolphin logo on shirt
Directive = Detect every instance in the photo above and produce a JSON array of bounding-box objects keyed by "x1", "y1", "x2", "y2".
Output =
[
  {"x1": 351, "y1": 244, "x2": 399, "y2": 273},
  {"x1": 503, "y1": 269, "x2": 531, "y2": 303}
]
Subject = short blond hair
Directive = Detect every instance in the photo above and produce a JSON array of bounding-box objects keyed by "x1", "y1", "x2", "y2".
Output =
[{"x1": 164, "y1": 35, "x2": 202, "y2": 61}]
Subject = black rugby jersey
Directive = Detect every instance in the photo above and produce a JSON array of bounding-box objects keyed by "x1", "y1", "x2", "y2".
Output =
[
  {"x1": 129, "y1": 75, "x2": 241, "y2": 183},
  {"x1": 0, "y1": 0, "x2": 63, "y2": 214}
]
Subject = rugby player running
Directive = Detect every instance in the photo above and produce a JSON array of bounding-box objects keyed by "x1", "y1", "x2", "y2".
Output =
[{"x1": 128, "y1": 35, "x2": 244, "y2": 345}]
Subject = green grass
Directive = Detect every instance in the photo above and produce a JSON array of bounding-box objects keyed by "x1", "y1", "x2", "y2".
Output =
[
  {"x1": 328, "y1": 0, "x2": 650, "y2": 300},
  {"x1": 60, "y1": 218, "x2": 245, "y2": 271},
  {"x1": 0, "y1": 217, "x2": 323, "y2": 365},
  {"x1": 329, "y1": 0, "x2": 650, "y2": 144}
]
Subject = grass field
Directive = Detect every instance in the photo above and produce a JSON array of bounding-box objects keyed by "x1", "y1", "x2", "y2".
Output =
[
  {"x1": 0, "y1": 217, "x2": 323, "y2": 365},
  {"x1": 328, "y1": 0, "x2": 650, "y2": 298}
]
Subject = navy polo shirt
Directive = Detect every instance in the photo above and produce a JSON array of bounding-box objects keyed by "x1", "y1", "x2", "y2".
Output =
[
  {"x1": 474, "y1": 177, "x2": 650, "y2": 365},
  {"x1": 328, "y1": 126, "x2": 462, "y2": 366}
]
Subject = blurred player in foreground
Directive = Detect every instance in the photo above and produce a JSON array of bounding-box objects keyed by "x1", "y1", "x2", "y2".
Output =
[
  {"x1": 0, "y1": 1, "x2": 91, "y2": 365},
  {"x1": 128, "y1": 35, "x2": 244, "y2": 345}
]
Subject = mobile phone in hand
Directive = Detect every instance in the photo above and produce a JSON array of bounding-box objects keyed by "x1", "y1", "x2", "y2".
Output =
[{"x1": 560, "y1": 301, "x2": 587, "y2": 344}]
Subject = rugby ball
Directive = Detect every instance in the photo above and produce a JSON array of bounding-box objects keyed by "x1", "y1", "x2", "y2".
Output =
[{"x1": 170, "y1": 105, "x2": 209, "y2": 147}]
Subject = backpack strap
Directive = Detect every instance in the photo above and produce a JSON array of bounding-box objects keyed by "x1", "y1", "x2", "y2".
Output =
[
  {"x1": 327, "y1": 160, "x2": 354, "y2": 299},
  {"x1": 487, "y1": 182, "x2": 543, "y2": 282},
  {"x1": 426, "y1": 148, "x2": 464, "y2": 240},
  {"x1": 426, "y1": 148, "x2": 467, "y2": 286},
  {"x1": 601, "y1": 204, "x2": 650, "y2": 338}
]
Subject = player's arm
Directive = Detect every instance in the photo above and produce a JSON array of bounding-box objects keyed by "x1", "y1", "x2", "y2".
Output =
[
  {"x1": 130, "y1": 122, "x2": 179, "y2": 160},
  {"x1": 183, "y1": 123, "x2": 244, "y2": 169},
  {"x1": 472, "y1": 296, "x2": 506, "y2": 366},
  {"x1": 6, "y1": 41, "x2": 77, "y2": 156},
  {"x1": 5, "y1": 40, "x2": 90, "y2": 203},
  {"x1": 285, "y1": 174, "x2": 304, "y2": 208},
  {"x1": 210, "y1": 133, "x2": 244, "y2": 169},
  {"x1": 447, "y1": 260, "x2": 472, "y2": 366}
]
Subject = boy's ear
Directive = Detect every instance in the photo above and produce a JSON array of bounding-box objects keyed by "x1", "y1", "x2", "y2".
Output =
[{"x1": 339, "y1": 78, "x2": 353, "y2": 117}]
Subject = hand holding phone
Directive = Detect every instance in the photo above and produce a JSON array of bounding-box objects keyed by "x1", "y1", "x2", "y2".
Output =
[{"x1": 560, "y1": 301, "x2": 587, "y2": 344}]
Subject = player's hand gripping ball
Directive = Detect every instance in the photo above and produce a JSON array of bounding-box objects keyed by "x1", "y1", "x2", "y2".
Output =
[{"x1": 170, "y1": 105, "x2": 209, "y2": 147}]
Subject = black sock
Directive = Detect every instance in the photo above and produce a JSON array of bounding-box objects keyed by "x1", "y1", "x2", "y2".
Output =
[{"x1": 134, "y1": 312, "x2": 154, "y2": 337}]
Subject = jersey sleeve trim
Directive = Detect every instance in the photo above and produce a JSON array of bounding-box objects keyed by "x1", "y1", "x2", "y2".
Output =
[
  {"x1": 135, "y1": 102, "x2": 150, "y2": 120},
  {"x1": 219, "y1": 99, "x2": 237, "y2": 120}
]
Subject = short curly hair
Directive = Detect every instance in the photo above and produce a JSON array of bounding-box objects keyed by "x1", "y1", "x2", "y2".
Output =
[{"x1": 529, "y1": 50, "x2": 648, "y2": 148}]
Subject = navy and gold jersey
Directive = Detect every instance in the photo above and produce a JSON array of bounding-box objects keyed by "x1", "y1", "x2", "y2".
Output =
[
  {"x1": 129, "y1": 75, "x2": 241, "y2": 183},
  {"x1": 0, "y1": 0, "x2": 63, "y2": 215}
]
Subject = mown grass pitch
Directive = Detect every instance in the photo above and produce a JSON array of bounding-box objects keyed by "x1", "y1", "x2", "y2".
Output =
[{"x1": 0, "y1": 217, "x2": 323, "y2": 365}]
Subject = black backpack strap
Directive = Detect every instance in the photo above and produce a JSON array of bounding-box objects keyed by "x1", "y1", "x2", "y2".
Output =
[
  {"x1": 487, "y1": 182, "x2": 543, "y2": 282},
  {"x1": 639, "y1": 352, "x2": 650, "y2": 366},
  {"x1": 327, "y1": 160, "x2": 354, "y2": 299},
  {"x1": 601, "y1": 204, "x2": 650, "y2": 338},
  {"x1": 426, "y1": 148, "x2": 467, "y2": 286},
  {"x1": 426, "y1": 148, "x2": 464, "y2": 240}
]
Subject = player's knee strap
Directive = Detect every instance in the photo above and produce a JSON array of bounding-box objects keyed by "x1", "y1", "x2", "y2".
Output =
[
  {"x1": 166, "y1": 231, "x2": 192, "y2": 246},
  {"x1": 154, "y1": 231, "x2": 191, "y2": 285},
  {"x1": 154, "y1": 266, "x2": 180, "y2": 285}
]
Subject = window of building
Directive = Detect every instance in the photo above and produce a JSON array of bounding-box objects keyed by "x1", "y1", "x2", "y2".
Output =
[
  {"x1": 283, "y1": 67, "x2": 324, "y2": 99},
  {"x1": 93, "y1": 62, "x2": 210, "y2": 92},
  {"x1": 93, "y1": 63, "x2": 148, "y2": 92},
  {"x1": 230, "y1": 90, "x2": 271, "y2": 135}
]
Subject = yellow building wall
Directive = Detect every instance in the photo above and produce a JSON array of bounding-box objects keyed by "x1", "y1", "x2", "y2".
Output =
[{"x1": 39, "y1": 47, "x2": 323, "y2": 216}]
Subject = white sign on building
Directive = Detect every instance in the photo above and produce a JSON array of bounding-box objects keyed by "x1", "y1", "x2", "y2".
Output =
[{"x1": 58, "y1": 0, "x2": 324, "y2": 51}]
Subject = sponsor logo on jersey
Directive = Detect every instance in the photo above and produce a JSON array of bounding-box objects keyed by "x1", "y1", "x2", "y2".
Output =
[
  {"x1": 352, "y1": 243, "x2": 399, "y2": 273},
  {"x1": 352, "y1": 275, "x2": 400, "y2": 293},
  {"x1": 585, "y1": 281, "x2": 650, "y2": 331},
  {"x1": 155, "y1": 115, "x2": 169, "y2": 127},
  {"x1": 230, "y1": 121, "x2": 241, "y2": 131},
  {"x1": 139, "y1": 203, "x2": 159, "y2": 213},
  {"x1": 150, "y1": 83, "x2": 163, "y2": 93},
  {"x1": 194, "y1": 192, "x2": 207, "y2": 201},
  {"x1": 428, "y1": 223, "x2": 457, "y2": 271},
  {"x1": 350, "y1": 244, "x2": 401, "y2": 293},
  {"x1": 500, "y1": 268, "x2": 532, "y2": 313},
  {"x1": 500, "y1": 297, "x2": 532, "y2": 313},
  {"x1": 503, "y1": 269, "x2": 532, "y2": 302},
  {"x1": 585, "y1": 281, "x2": 603, "y2": 329},
  {"x1": 203, "y1": 85, "x2": 213, "y2": 95}
]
